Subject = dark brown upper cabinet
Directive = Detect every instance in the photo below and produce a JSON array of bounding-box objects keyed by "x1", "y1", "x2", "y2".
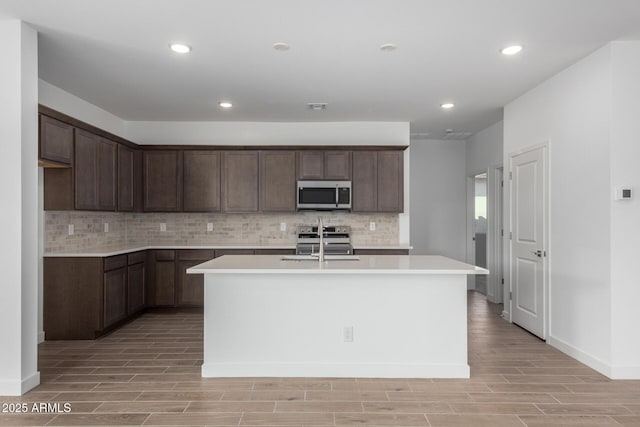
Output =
[
  {"x1": 74, "y1": 130, "x2": 117, "y2": 211},
  {"x1": 352, "y1": 151, "x2": 378, "y2": 212},
  {"x1": 377, "y1": 151, "x2": 404, "y2": 212},
  {"x1": 143, "y1": 150, "x2": 183, "y2": 212},
  {"x1": 39, "y1": 115, "x2": 73, "y2": 165},
  {"x1": 183, "y1": 151, "x2": 221, "y2": 212},
  {"x1": 259, "y1": 151, "x2": 296, "y2": 212},
  {"x1": 222, "y1": 151, "x2": 259, "y2": 212},
  {"x1": 352, "y1": 150, "x2": 404, "y2": 213},
  {"x1": 96, "y1": 138, "x2": 117, "y2": 211},
  {"x1": 297, "y1": 150, "x2": 351, "y2": 180},
  {"x1": 324, "y1": 151, "x2": 352, "y2": 180},
  {"x1": 117, "y1": 145, "x2": 135, "y2": 212},
  {"x1": 297, "y1": 151, "x2": 324, "y2": 179}
]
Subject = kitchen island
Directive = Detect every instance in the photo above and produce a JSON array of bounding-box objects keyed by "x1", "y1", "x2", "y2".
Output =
[{"x1": 188, "y1": 255, "x2": 488, "y2": 379}]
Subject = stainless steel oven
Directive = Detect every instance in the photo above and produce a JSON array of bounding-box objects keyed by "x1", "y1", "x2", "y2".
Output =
[{"x1": 295, "y1": 225, "x2": 353, "y2": 255}]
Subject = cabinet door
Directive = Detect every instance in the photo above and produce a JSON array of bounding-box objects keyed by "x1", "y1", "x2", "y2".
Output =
[
  {"x1": 377, "y1": 151, "x2": 404, "y2": 212},
  {"x1": 352, "y1": 151, "x2": 378, "y2": 212},
  {"x1": 127, "y1": 262, "x2": 145, "y2": 314},
  {"x1": 97, "y1": 138, "x2": 117, "y2": 211},
  {"x1": 259, "y1": 151, "x2": 296, "y2": 212},
  {"x1": 296, "y1": 151, "x2": 324, "y2": 179},
  {"x1": 183, "y1": 151, "x2": 221, "y2": 212},
  {"x1": 40, "y1": 115, "x2": 73, "y2": 165},
  {"x1": 222, "y1": 151, "x2": 259, "y2": 212},
  {"x1": 118, "y1": 145, "x2": 135, "y2": 211},
  {"x1": 143, "y1": 151, "x2": 182, "y2": 212},
  {"x1": 74, "y1": 129, "x2": 99, "y2": 210},
  {"x1": 104, "y1": 267, "x2": 127, "y2": 328},
  {"x1": 154, "y1": 259, "x2": 176, "y2": 306},
  {"x1": 324, "y1": 151, "x2": 352, "y2": 180},
  {"x1": 177, "y1": 260, "x2": 205, "y2": 306}
]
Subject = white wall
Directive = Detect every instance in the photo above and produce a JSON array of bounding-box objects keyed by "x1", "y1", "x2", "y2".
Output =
[
  {"x1": 410, "y1": 139, "x2": 466, "y2": 260},
  {"x1": 0, "y1": 20, "x2": 40, "y2": 395},
  {"x1": 504, "y1": 45, "x2": 614, "y2": 375},
  {"x1": 126, "y1": 120, "x2": 408, "y2": 146},
  {"x1": 610, "y1": 41, "x2": 640, "y2": 378},
  {"x1": 39, "y1": 79, "x2": 127, "y2": 138},
  {"x1": 466, "y1": 121, "x2": 503, "y2": 176}
]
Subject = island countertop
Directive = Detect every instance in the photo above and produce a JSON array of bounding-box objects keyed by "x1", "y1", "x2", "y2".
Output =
[{"x1": 188, "y1": 254, "x2": 488, "y2": 275}]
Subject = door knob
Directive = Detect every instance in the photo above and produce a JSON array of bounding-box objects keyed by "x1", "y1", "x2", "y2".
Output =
[{"x1": 531, "y1": 250, "x2": 542, "y2": 257}]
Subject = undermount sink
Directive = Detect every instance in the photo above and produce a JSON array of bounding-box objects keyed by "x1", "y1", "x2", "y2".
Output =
[{"x1": 281, "y1": 255, "x2": 361, "y2": 261}]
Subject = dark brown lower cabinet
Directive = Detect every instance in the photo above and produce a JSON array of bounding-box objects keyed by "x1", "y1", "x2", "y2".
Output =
[
  {"x1": 152, "y1": 250, "x2": 176, "y2": 306},
  {"x1": 127, "y1": 252, "x2": 146, "y2": 315},
  {"x1": 44, "y1": 254, "x2": 139, "y2": 340},
  {"x1": 177, "y1": 250, "x2": 215, "y2": 306},
  {"x1": 103, "y1": 266, "x2": 127, "y2": 328}
]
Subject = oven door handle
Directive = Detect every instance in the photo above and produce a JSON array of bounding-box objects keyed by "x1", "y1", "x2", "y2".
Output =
[{"x1": 335, "y1": 185, "x2": 339, "y2": 207}]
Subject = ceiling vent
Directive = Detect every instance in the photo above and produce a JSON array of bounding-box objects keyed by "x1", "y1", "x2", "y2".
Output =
[
  {"x1": 307, "y1": 103, "x2": 328, "y2": 111},
  {"x1": 443, "y1": 129, "x2": 473, "y2": 140}
]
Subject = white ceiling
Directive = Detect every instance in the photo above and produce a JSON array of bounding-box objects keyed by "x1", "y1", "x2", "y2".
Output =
[{"x1": 1, "y1": 0, "x2": 640, "y2": 139}]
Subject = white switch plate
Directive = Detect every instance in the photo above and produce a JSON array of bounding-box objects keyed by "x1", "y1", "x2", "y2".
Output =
[
  {"x1": 280, "y1": 222, "x2": 286, "y2": 232},
  {"x1": 207, "y1": 222, "x2": 213, "y2": 232},
  {"x1": 344, "y1": 326, "x2": 354, "y2": 342},
  {"x1": 103, "y1": 223, "x2": 109, "y2": 233},
  {"x1": 160, "y1": 223, "x2": 167, "y2": 232},
  {"x1": 68, "y1": 224, "x2": 74, "y2": 235},
  {"x1": 369, "y1": 222, "x2": 376, "y2": 231}
]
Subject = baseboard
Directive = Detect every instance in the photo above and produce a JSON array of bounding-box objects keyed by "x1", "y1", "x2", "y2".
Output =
[
  {"x1": 610, "y1": 365, "x2": 640, "y2": 379},
  {"x1": 0, "y1": 371, "x2": 40, "y2": 396},
  {"x1": 38, "y1": 331, "x2": 45, "y2": 343},
  {"x1": 548, "y1": 335, "x2": 612, "y2": 378},
  {"x1": 202, "y1": 362, "x2": 470, "y2": 379}
]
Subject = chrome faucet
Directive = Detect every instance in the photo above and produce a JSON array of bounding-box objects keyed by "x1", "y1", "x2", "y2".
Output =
[{"x1": 311, "y1": 216, "x2": 325, "y2": 263}]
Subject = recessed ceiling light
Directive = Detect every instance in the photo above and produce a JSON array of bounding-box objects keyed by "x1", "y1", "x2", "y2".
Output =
[
  {"x1": 501, "y1": 45, "x2": 523, "y2": 55},
  {"x1": 273, "y1": 42, "x2": 290, "y2": 51},
  {"x1": 169, "y1": 43, "x2": 191, "y2": 54},
  {"x1": 441, "y1": 103, "x2": 455, "y2": 109},
  {"x1": 218, "y1": 101, "x2": 233, "y2": 108},
  {"x1": 380, "y1": 43, "x2": 398, "y2": 52}
]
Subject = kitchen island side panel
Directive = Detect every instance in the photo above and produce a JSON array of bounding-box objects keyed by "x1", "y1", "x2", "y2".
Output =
[{"x1": 201, "y1": 272, "x2": 468, "y2": 378}]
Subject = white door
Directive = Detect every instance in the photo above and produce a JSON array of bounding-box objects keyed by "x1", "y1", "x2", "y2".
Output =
[{"x1": 510, "y1": 146, "x2": 547, "y2": 339}]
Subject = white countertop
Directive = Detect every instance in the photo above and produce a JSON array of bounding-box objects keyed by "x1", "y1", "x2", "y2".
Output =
[
  {"x1": 43, "y1": 245, "x2": 412, "y2": 257},
  {"x1": 188, "y1": 255, "x2": 488, "y2": 275}
]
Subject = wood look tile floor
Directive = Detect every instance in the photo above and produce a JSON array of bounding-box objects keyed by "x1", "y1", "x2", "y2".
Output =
[{"x1": 2, "y1": 292, "x2": 640, "y2": 426}]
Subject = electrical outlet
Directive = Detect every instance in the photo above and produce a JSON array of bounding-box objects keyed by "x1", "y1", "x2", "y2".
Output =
[
  {"x1": 68, "y1": 224, "x2": 74, "y2": 236},
  {"x1": 280, "y1": 222, "x2": 286, "y2": 232},
  {"x1": 343, "y1": 326, "x2": 354, "y2": 342},
  {"x1": 103, "y1": 223, "x2": 109, "y2": 233},
  {"x1": 207, "y1": 222, "x2": 213, "y2": 232},
  {"x1": 369, "y1": 222, "x2": 376, "y2": 231},
  {"x1": 160, "y1": 223, "x2": 166, "y2": 232}
]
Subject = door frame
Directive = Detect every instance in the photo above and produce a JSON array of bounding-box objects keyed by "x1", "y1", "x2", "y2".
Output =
[
  {"x1": 506, "y1": 142, "x2": 550, "y2": 339},
  {"x1": 487, "y1": 164, "x2": 504, "y2": 304}
]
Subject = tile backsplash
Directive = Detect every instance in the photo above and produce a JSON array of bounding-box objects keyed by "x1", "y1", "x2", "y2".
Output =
[{"x1": 45, "y1": 211, "x2": 399, "y2": 253}]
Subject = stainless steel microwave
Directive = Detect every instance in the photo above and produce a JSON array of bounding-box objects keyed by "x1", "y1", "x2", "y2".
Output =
[{"x1": 296, "y1": 180, "x2": 352, "y2": 211}]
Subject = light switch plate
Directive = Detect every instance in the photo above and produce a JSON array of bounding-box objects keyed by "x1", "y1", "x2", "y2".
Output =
[
  {"x1": 103, "y1": 223, "x2": 109, "y2": 233},
  {"x1": 207, "y1": 223, "x2": 213, "y2": 232},
  {"x1": 160, "y1": 223, "x2": 167, "y2": 232},
  {"x1": 369, "y1": 222, "x2": 376, "y2": 231},
  {"x1": 68, "y1": 224, "x2": 74, "y2": 236},
  {"x1": 280, "y1": 222, "x2": 286, "y2": 232}
]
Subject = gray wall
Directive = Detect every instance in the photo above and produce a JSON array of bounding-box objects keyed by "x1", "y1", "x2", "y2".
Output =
[
  {"x1": 409, "y1": 139, "x2": 467, "y2": 260},
  {"x1": 466, "y1": 121, "x2": 503, "y2": 175}
]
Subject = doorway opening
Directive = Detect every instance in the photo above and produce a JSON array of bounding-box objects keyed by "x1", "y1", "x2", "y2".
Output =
[{"x1": 473, "y1": 173, "x2": 488, "y2": 295}]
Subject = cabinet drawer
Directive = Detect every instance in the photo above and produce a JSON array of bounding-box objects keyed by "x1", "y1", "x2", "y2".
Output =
[
  {"x1": 178, "y1": 249, "x2": 215, "y2": 261},
  {"x1": 104, "y1": 255, "x2": 127, "y2": 271},
  {"x1": 127, "y1": 251, "x2": 147, "y2": 265},
  {"x1": 154, "y1": 250, "x2": 175, "y2": 261},
  {"x1": 254, "y1": 249, "x2": 296, "y2": 255}
]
